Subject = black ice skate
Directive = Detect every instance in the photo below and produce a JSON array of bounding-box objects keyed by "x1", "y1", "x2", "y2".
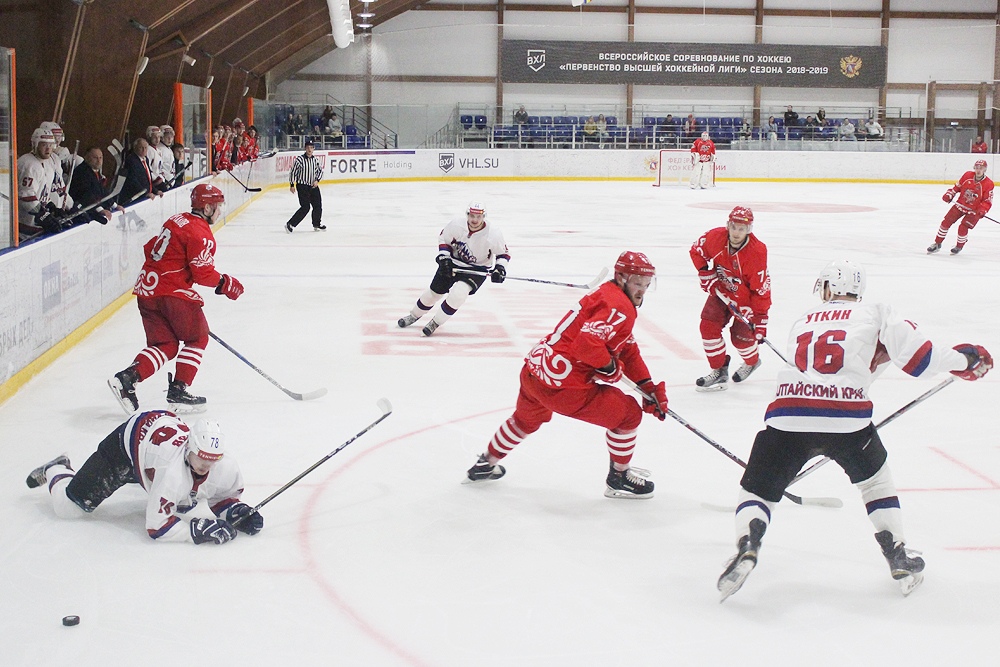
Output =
[
  {"x1": 604, "y1": 463, "x2": 654, "y2": 499},
  {"x1": 950, "y1": 245, "x2": 963, "y2": 255},
  {"x1": 718, "y1": 518, "x2": 767, "y2": 602},
  {"x1": 166, "y1": 373, "x2": 207, "y2": 412},
  {"x1": 732, "y1": 360, "x2": 761, "y2": 383},
  {"x1": 398, "y1": 314, "x2": 420, "y2": 328},
  {"x1": 108, "y1": 365, "x2": 140, "y2": 415},
  {"x1": 313, "y1": 223, "x2": 327, "y2": 231},
  {"x1": 25, "y1": 455, "x2": 72, "y2": 489},
  {"x1": 464, "y1": 454, "x2": 506, "y2": 484},
  {"x1": 926, "y1": 242, "x2": 941, "y2": 254},
  {"x1": 875, "y1": 530, "x2": 925, "y2": 596},
  {"x1": 696, "y1": 355, "x2": 730, "y2": 392},
  {"x1": 422, "y1": 320, "x2": 440, "y2": 337}
]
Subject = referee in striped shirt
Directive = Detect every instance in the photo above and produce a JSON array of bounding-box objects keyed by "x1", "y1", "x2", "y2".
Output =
[{"x1": 285, "y1": 140, "x2": 326, "y2": 232}]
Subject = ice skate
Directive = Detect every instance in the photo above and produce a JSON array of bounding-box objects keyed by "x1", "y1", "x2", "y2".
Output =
[
  {"x1": 166, "y1": 373, "x2": 207, "y2": 413},
  {"x1": 926, "y1": 242, "x2": 941, "y2": 254},
  {"x1": 313, "y1": 223, "x2": 327, "y2": 231},
  {"x1": 875, "y1": 531, "x2": 925, "y2": 596},
  {"x1": 732, "y1": 360, "x2": 761, "y2": 383},
  {"x1": 604, "y1": 463, "x2": 654, "y2": 499},
  {"x1": 718, "y1": 518, "x2": 767, "y2": 602},
  {"x1": 463, "y1": 454, "x2": 506, "y2": 484},
  {"x1": 25, "y1": 455, "x2": 72, "y2": 489},
  {"x1": 696, "y1": 356, "x2": 730, "y2": 392},
  {"x1": 108, "y1": 365, "x2": 140, "y2": 415},
  {"x1": 950, "y1": 245, "x2": 963, "y2": 255},
  {"x1": 285, "y1": 222, "x2": 294, "y2": 233},
  {"x1": 397, "y1": 313, "x2": 420, "y2": 328},
  {"x1": 422, "y1": 320, "x2": 440, "y2": 337}
]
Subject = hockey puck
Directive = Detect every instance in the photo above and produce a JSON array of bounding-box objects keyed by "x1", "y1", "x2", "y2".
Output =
[{"x1": 62, "y1": 615, "x2": 80, "y2": 627}]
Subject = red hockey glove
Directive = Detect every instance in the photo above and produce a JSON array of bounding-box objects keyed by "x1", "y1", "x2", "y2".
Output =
[
  {"x1": 951, "y1": 344, "x2": 993, "y2": 381},
  {"x1": 942, "y1": 189, "x2": 957, "y2": 203},
  {"x1": 215, "y1": 274, "x2": 244, "y2": 300},
  {"x1": 698, "y1": 268, "x2": 718, "y2": 294},
  {"x1": 594, "y1": 357, "x2": 623, "y2": 384},
  {"x1": 752, "y1": 314, "x2": 768, "y2": 342},
  {"x1": 637, "y1": 379, "x2": 668, "y2": 420}
]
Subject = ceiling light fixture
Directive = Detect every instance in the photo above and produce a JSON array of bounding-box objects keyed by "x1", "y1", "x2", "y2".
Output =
[
  {"x1": 358, "y1": 12, "x2": 374, "y2": 18},
  {"x1": 357, "y1": 22, "x2": 372, "y2": 28}
]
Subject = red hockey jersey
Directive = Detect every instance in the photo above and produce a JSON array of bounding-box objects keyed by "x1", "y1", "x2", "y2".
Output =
[
  {"x1": 690, "y1": 227, "x2": 771, "y2": 317},
  {"x1": 133, "y1": 212, "x2": 222, "y2": 305},
  {"x1": 690, "y1": 138, "x2": 716, "y2": 163},
  {"x1": 949, "y1": 171, "x2": 994, "y2": 216},
  {"x1": 525, "y1": 282, "x2": 652, "y2": 390}
]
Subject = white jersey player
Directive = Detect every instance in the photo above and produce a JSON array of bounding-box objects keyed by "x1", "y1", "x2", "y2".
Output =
[
  {"x1": 25, "y1": 412, "x2": 264, "y2": 545},
  {"x1": 17, "y1": 128, "x2": 64, "y2": 234},
  {"x1": 397, "y1": 201, "x2": 511, "y2": 336},
  {"x1": 145, "y1": 125, "x2": 168, "y2": 185},
  {"x1": 38, "y1": 120, "x2": 78, "y2": 177},
  {"x1": 717, "y1": 260, "x2": 992, "y2": 601},
  {"x1": 157, "y1": 124, "x2": 177, "y2": 183}
]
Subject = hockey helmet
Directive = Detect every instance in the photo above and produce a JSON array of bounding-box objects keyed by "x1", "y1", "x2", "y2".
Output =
[
  {"x1": 233, "y1": 118, "x2": 245, "y2": 129},
  {"x1": 701, "y1": 131, "x2": 710, "y2": 140},
  {"x1": 31, "y1": 127, "x2": 56, "y2": 148},
  {"x1": 187, "y1": 420, "x2": 225, "y2": 462},
  {"x1": 191, "y1": 183, "x2": 225, "y2": 209},
  {"x1": 160, "y1": 124, "x2": 174, "y2": 135},
  {"x1": 39, "y1": 121, "x2": 64, "y2": 144},
  {"x1": 146, "y1": 125, "x2": 162, "y2": 137},
  {"x1": 813, "y1": 259, "x2": 866, "y2": 301},
  {"x1": 614, "y1": 250, "x2": 656, "y2": 278},
  {"x1": 467, "y1": 201, "x2": 486, "y2": 216},
  {"x1": 974, "y1": 159, "x2": 988, "y2": 169},
  {"x1": 728, "y1": 206, "x2": 753, "y2": 227}
]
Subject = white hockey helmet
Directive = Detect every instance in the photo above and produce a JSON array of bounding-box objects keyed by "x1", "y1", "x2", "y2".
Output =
[
  {"x1": 146, "y1": 125, "x2": 162, "y2": 138},
  {"x1": 186, "y1": 420, "x2": 225, "y2": 462},
  {"x1": 160, "y1": 124, "x2": 174, "y2": 135},
  {"x1": 39, "y1": 121, "x2": 64, "y2": 144},
  {"x1": 701, "y1": 131, "x2": 710, "y2": 140},
  {"x1": 813, "y1": 260, "x2": 866, "y2": 301},
  {"x1": 31, "y1": 127, "x2": 56, "y2": 148},
  {"x1": 466, "y1": 201, "x2": 486, "y2": 217}
]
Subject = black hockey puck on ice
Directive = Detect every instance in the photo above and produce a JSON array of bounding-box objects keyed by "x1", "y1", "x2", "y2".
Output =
[{"x1": 62, "y1": 615, "x2": 80, "y2": 626}]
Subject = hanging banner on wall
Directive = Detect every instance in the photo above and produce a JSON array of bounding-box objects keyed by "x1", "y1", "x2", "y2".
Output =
[{"x1": 502, "y1": 40, "x2": 887, "y2": 88}]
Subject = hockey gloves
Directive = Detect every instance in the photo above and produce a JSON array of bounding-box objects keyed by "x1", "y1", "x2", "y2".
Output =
[
  {"x1": 942, "y1": 189, "x2": 957, "y2": 203},
  {"x1": 638, "y1": 379, "x2": 668, "y2": 420},
  {"x1": 225, "y1": 502, "x2": 264, "y2": 536},
  {"x1": 190, "y1": 517, "x2": 238, "y2": 545},
  {"x1": 491, "y1": 264, "x2": 507, "y2": 284},
  {"x1": 951, "y1": 344, "x2": 993, "y2": 381},
  {"x1": 752, "y1": 314, "x2": 768, "y2": 342},
  {"x1": 698, "y1": 268, "x2": 718, "y2": 294},
  {"x1": 594, "y1": 357, "x2": 623, "y2": 384},
  {"x1": 435, "y1": 255, "x2": 454, "y2": 278},
  {"x1": 216, "y1": 274, "x2": 244, "y2": 300}
]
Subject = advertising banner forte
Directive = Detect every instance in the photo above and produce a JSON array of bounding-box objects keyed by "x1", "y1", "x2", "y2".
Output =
[{"x1": 502, "y1": 40, "x2": 887, "y2": 88}]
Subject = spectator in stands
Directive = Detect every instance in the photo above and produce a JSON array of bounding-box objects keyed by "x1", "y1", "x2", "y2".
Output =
[
  {"x1": 120, "y1": 137, "x2": 164, "y2": 205},
  {"x1": 513, "y1": 105, "x2": 529, "y2": 126},
  {"x1": 784, "y1": 106, "x2": 799, "y2": 127},
  {"x1": 662, "y1": 114, "x2": 676, "y2": 138},
  {"x1": 327, "y1": 112, "x2": 344, "y2": 148},
  {"x1": 596, "y1": 114, "x2": 610, "y2": 145},
  {"x1": 70, "y1": 146, "x2": 122, "y2": 224},
  {"x1": 817, "y1": 107, "x2": 827, "y2": 125},
  {"x1": 764, "y1": 116, "x2": 779, "y2": 145},
  {"x1": 804, "y1": 115, "x2": 820, "y2": 138},
  {"x1": 321, "y1": 105, "x2": 334, "y2": 126},
  {"x1": 684, "y1": 114, "x2": 698, "y2": 139},
  {"x1": 294, "y1": 114, "x2": 307, "y2": 135},
  {"x1": 739, "y1": 118, "x2": 752, "y2": 140},
  {"x1": 838, "y1": 118, "x2": 857, "y2": 141},
  {"x1": 583, "y1": 116, "x2": 598, "y2": 146},
  {"x1": 864, "y1": 117, "x2": 884, "y2": 139},
  {"x1": 972, "y1": 136, "x2": 989, "y2": 153}
]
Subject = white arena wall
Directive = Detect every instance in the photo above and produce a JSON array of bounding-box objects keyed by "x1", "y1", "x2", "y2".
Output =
[{"x1": 0, "y1": 148, "x2": 988, "y2": 403}]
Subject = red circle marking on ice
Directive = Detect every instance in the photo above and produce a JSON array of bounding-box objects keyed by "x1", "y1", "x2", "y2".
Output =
[{"x1": 687, "y1": 202, "x2": 877, "y2": 213}]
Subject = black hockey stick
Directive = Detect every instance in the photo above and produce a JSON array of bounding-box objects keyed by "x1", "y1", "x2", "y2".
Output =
[
  {"x1": 226, "y1": 167, "x2": 262, "y2": 193},
  {"x1": 788, "y1": 377, "x2": 956, "y2": 487},
  {"x1": 623, "y1": 378, "x2": 843, "y2": 508},
  {"x1": 232, "y1": 399, "x2": 393, "y2": 526},
  {"x1": 208, "y1": 331, "x2": 327, "y2": 401},
  {"x1": 455, "y1": 266, "x2": 609, "y2": 290},
  {"x1": 724, "y1": 300, "x2": 790, "y2": 365}
]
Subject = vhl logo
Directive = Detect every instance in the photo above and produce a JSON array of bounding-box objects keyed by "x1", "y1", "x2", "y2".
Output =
[
  {"x1": 438, "y1": 153, "x2": 455, "y2": 173},
  {"x1": 527, "y1": 50, "x2": 546, "y2": 72}
]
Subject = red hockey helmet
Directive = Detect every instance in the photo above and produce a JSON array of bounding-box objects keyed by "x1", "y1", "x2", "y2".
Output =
[
  {"x1": 728, "y1": 206, "x2": 754, "y2": 226},
  {"x1": 614, "y1": 251, "x2": 656, "y2": 277},
  {"x1": 975, "y1": 159, "x2": 988, "y2": 169},
  {"x1": 191, "y1": 183, "x2": 225, "y2": 209}
]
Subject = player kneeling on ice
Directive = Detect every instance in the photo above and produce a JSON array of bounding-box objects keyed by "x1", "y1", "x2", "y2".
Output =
[
  {"x1": 108, "y1": 183, "x2": 244, "y2": 415},
  {"x1": 26, "y1": 413, "x2": 263, "y2": 545},
  {"x1": 465, "y1": 251, "x2": 670, "y2": 499},
  {"x1": 717, "y1": 260, "x2": 992, "y2": 602},
  {"x1": 397, "y1": 201, "x2": 510, "y2": 337},
  {"x1": 690, "y1": 206, "x2": 771, "y2": 391}
]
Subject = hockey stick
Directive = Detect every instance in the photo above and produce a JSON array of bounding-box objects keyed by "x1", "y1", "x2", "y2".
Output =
[
  {"x1": 208, "y1": 331, "x2": 327, "y2": 401},
  {"x1": 232, "y1": 398, "x2": 393, "y2": 526},
  {"x1": 455, "y1": 266, "x2": 609, "y2": 290},
  {"x1": 788, "y1": 376, "x2": 956, "y2": 487},
  {"x1": 724, "y1": 300, "x2": 789, "y2": 365},
  {"x1": 623, "y1": 378, "x2": 843, "y2": 508},
  {"x1": 226, "y1": 167, "x2": 262, "y2": 193}
]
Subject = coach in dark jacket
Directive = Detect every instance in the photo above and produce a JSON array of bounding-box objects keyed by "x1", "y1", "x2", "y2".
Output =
[
  {"x1": 70, "y1": 147, "x2": 120, "y2": 223},
  {"x1": 119, "y1": 138, "x2": 167, "y2": 206}
]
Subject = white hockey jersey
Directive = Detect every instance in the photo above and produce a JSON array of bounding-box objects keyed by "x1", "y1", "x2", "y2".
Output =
[
  {"x1": 437, "y1": 217, "x2": 510, "y2": 271},
  {"x1": 146, "y1": 142, "x2": 166, "y2": 183},
  {"x1": 124, "y1": 411, "x2": 245, "y2": 542},
  {"x1": 48, "y1": 154, "x2": 73, "y2": 209},
  {"x1": 156, "y1": 142, "x2": 175, "y2": 182},
  {"x1": 764, "y1": 299, "x2": 968, "y2": 433},
  {"x1": 16, "y1": 152, "x2": 57, "y2": 222}
]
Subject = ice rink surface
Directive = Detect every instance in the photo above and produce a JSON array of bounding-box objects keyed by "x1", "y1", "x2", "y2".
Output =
[{"x1": 2, "y1": 178, "x2": 998, "y2": 666}]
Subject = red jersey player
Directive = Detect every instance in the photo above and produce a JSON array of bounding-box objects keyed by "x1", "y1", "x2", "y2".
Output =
[
  {"x1": 464, "y1": 251, "x2": 670, "y2": 498},
  {"x1": 690, "y1": 206, "x2": 771, "y2": 391},
  {"x1": 690, "y1": 131, "x2": 716, "y2": 189},
  {"x1": 108, "y1": 183, "x2": 244, "y2": 414},
  {"x1": 927, "y1": 159, "x2": 994, "y2": 255}
]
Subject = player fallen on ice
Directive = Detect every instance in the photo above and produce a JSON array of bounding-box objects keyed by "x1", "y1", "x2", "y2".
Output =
[
  {"x1": 397, "y1": 201, "x2": 510, "y2": 336},
  {"x1": 717, "y1": 260, "x2": 992, "y2": 601},
  {"x1": 464, "y1": 251, "x2": 670, "y2": 498},
  {"x1": 690, "y1": 206, "x2": 771, "y2": 391},
  {"x1": 927, "y1": 159, "x2": 994, "y2": 255},
  {"x1": 26, "y1": 413, "x2": 263, "y2": 546},
  {"x1": 108, "y1": 183, "x2": 244, "y2": 414}
]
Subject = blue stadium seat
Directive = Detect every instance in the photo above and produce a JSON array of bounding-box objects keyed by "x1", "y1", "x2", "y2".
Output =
[
  {"x1": 643, "y1": 117, "x2": 657, "y2": 128},
  {"x1": 554, "y1": 116, "x2": 569, "y2": 126},
  {"x1": 539, "y1": 116, "x2": 553, "y2": 126},
  {"x1": 720, "y1": 117, "x2": 734, "y2": 127},
  {"x1": 606, "y1": 116, "x2": 618, "y2": 126},
  {"x1": 474, "y1": 115, "x2": 487, "y2": 130},
  {"x1": 460, "y1": 115, "x2": 473, "y2": 130},
  {"x1": 527, "y1": 116, "x2": 539, "y2": 126},
  {"x1": 344, "y1": 125, "x2": 357, "y2": 136}
]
